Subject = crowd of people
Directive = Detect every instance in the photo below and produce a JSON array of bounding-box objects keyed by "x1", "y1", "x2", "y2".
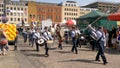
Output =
[
  {"x1": 19, "y1": 24, "x2": 82, "y2": 57},
  {"x1": 2, "y1": 22, "x2": 120, "y2": 65}
]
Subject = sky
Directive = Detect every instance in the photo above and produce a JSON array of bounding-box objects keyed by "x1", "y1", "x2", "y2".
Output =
[{"x1": 14, "y1": 0, "x2": 120, "y2": 6}]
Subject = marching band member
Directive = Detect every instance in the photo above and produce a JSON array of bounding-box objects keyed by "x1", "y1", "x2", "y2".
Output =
[
  {"x1": 28, "y1": 26, "x2": 35, "y2": 47},
  {"x1": 56, "y1": 24, "x2": 63, "y2": 50},
  {"x1": 43, "y1": 26, "x2": 53, "y2": 41},
  {"x1": 71, "y1": 26, "x2": 78, "y2": 54},
  {"x1": 88, "y1": 25, "x2": 108, "y2": 65},
  {"x1": 33, "y1": 28, "x2": 49, "y2": 57},
  {"x1": 22, "y1": 27, "x2": 28, "y2": 43}
]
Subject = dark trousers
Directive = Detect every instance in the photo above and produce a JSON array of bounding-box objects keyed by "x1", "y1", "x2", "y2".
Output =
[
  {"x1": 35, "y1": 41, "x2": 48, "y2": 55},
  {"x1": 28, "y1": 34, "x2": 34, "y2": 46},
  {"x1": 22, "y1": 33, "x2": 27, "y2": 43},
  {"x1": 29, "y1": 38, "x2": 34, "y2": 47},
  {"x1": 96, "y1": 42, "x2": 107, "y2": 63},
  {"x1": 90, "y1": 40, "x2": 97, "y2": 51},
  {"x1": 71, "y1": 38, "x2": 78, "y2": 53},
  {"x1": 76, "y1": 38, "x2": 81, "y2": 47}
]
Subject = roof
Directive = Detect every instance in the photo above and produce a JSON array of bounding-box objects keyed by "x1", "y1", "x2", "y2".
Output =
[{"x1": 79, "y1": 11, "x2": 108, "y2": 19}]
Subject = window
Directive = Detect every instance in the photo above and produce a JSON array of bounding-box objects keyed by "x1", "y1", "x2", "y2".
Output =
[
  {"x1": 10, "y1": 7, "x2": 13, "y2": 10},
  {"x1": 25, "y1": 18, "x2": 27, "y2": 21},
  {"x1": 30, "y1": 14, "x2": 32, "y2": 18},
  {"x1": 25, "y1": 8, "x2": 27, "y2": 11},
  {"x1": 14, "y1": 7, "x2": 16, "y2": 10},
  {"x1": 14, "y1": 18, "x2": 16, "y2": 21},
  {"x1": 65, "y1": 13, "x2": 66, "y2": 15},
  {"x1": 11, "y1": 18, "x2": 13, "y2": 21},
  {"x1": 1, "y1": 4, "x2": 3, "y2": 7},
  {"x1": 74, "y1": 4, "x2": 76, "y2": 7},
  {"x1": 7, "y1": 7, "x2": 9, "y2": 9},
  {"x1": 66, "y1": 4, "x2": 67, "y2": 6},
  {"x1": 14, "y1": 13, "x2": 16, "y2": 16},
  {"x1": 21, "y1": 13, "x2": 23, "y2": 16},
  {"x1": 71, "y1": 4, "x2": 73, "y2": 7},
  {"x1": 18, "y1": 13, "x2": 20, "y2": 16},
  {"x1": 33, "y1": 15, "x2": 35, "y2": 18},
  {"x1": 7, "y1": 13, "x2": 9, "y2": 15},
  {"x1": 18, "y1": 18, "x2": 20, "y2": 21},
  {"x1": 86, "y1": 9, "x2": 90, "y2": 11},
  {"x1": 42, "y1": 15, "x2": 44, "y2": 20},
  {"x1": 11, "y1": 13, "x2": 13, "y2": 15},
  {"x1": 68, "y1": 4, "x2": 70, "y2": 6},
  {"x1": 56, "y1": 16, "x2": 60, "y2": 19},
  {"x1": 18, "y1": 8, "x2": 20, "y2": 10},
  {"x1": 21, "y1": 8, "x2": 23, "y2": 11}
]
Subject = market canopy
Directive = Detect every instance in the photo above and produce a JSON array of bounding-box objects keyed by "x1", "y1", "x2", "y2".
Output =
[
  {"x1": 79, "y1": 11, "x2": 108, "y2": 19},
  {"x1": 108, "y1": 12, "x2": 120, "y2": 21},
  {"x1": 66, "y1": 19, "x2": 76, "y2": 26}
]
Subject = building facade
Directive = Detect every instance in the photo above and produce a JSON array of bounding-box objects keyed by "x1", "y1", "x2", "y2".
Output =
[
  {"x1": 0, "y1": 1, "x2": 4, "y2": 23},
  {"x1": 20, "y1": 0, "x2": 36, "y2": 2},
  {"x1": 6, "y1": 1, "x2": 28, "y2": 24},
  {"x1": 60, "y1": 1, "x2": 80, "y2": 22},
  {"x1": 37, "y1": 2, "x2": 62, "y2": 24},
  {"x1": 0, "y1": 0, "x2": 11, "y2": 23},
  {"x1": 27, "y1": 1, "x2": 37, "y2": 23},
  {"x1": 79, "y1": 7, "x2": 98, "y2": 16},
  {"x1": 83, "y1": 2, "x2": 120, "y2": 12}
]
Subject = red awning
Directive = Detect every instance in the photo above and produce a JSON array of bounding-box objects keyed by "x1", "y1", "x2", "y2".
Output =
[
  {"x1": 108, "y1": 12, "x2": 120, "y2": 21},
  {"x1": 66, "y1": 20, "x2": 76, "y2": 26}
]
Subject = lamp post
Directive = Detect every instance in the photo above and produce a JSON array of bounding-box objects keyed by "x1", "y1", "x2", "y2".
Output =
[{"x1": 2, "y1": 0, "x2": 8, "y2": 23}]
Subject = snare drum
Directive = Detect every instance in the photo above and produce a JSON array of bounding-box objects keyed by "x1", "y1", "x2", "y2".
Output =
[{"x1": 36, "y1": 38, "x2": 45, "y2": 46}]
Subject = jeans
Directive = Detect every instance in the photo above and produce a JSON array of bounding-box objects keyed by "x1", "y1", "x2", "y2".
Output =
[
  {"x1": 96, "y1": 41, "x2": 107, "y2": 63},
  {"x1": 71, "y1": 38, "x2": 78, "y2": 53}
]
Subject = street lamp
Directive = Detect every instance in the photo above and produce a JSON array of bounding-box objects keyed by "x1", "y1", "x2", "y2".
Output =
[{"x1": 2, "y1": 0, "x2": 8, "y2": 23}]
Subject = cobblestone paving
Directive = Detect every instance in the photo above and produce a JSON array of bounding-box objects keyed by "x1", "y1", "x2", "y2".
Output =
[
  {"x1": 17, "y1": 37, "x2": 120, "y2": 68},
  {"x1": 1, "y1": 35, "x2": 120, "y2": 68}
]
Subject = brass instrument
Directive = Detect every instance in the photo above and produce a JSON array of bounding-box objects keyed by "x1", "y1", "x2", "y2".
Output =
[{"x1": 87, "y1": 24, "x2": 97, "y2": 40}]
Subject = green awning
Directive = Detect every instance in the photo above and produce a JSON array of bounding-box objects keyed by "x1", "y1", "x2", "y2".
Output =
[{"x1": 79, "y1": 11, "x2": 108, "y2": 19}]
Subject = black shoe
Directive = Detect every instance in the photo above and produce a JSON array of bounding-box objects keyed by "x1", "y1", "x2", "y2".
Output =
[
  {"x1": 103, "y1": 62, "x2": 108, "y2": 65},
  {"x1": 95, "y1": 59, "x2": 101, "y2": 62},
  {"x1": 60, "y1": 47, "x2": 62, "y2": 50},
  {"x1": 75, "y1": 52, "x2": 78, "y2": 54},
  {"x1": 71, "y1": 50, "x2": 74, "y2": 52}
]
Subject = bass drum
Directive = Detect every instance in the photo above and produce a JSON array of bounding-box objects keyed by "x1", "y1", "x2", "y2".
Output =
[
  {"x1": 37, "y1": 38, "x2": 45, "y2": 46},
  {"x1": 60, "y1": 28, "x2": 65, "y2": 39}
]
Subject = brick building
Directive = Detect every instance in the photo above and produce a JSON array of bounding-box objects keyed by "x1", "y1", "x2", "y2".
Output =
[{"x1": 36, "y1": 2, "x2": 62, "y2": 24}]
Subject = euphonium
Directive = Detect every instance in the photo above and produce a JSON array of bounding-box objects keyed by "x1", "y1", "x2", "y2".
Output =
[{"x1": 87, "y1": 24, "x2": 97, "y2": 40}]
